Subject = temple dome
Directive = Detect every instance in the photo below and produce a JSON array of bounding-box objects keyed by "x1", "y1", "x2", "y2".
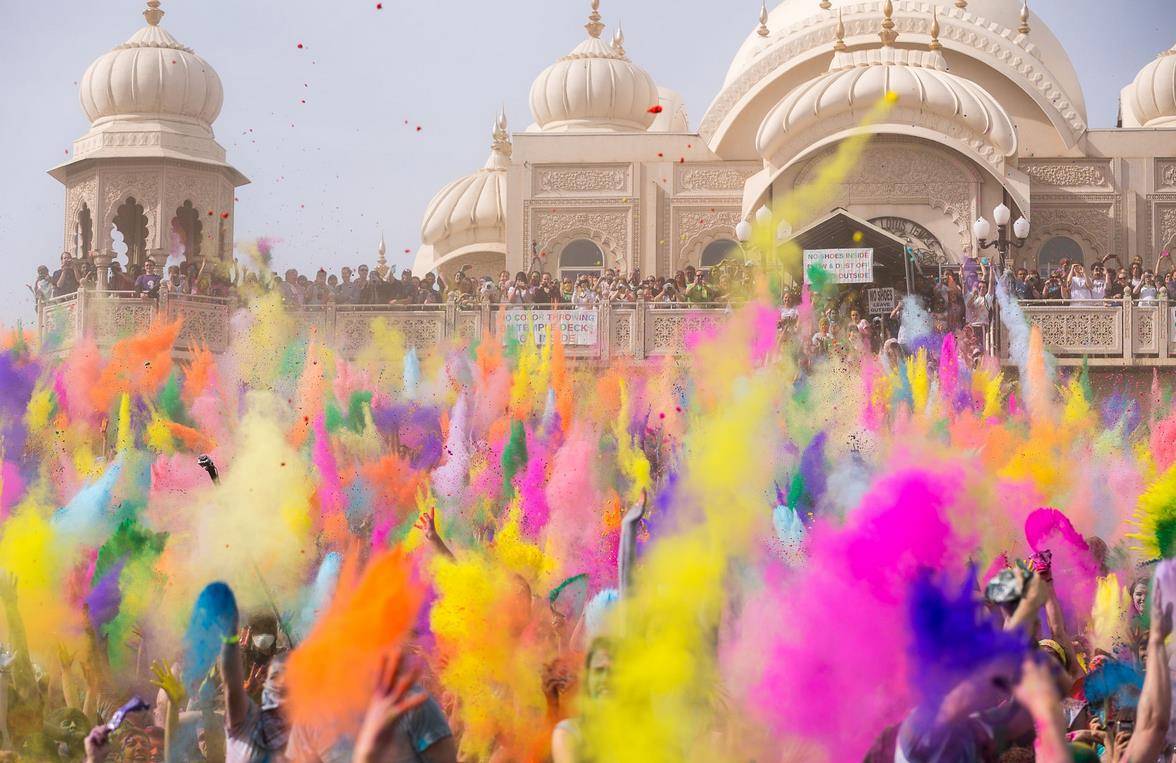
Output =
[
  {"x1": 706, "y1": 0, "x2": 1087, "y2": 148},
  {"x1": 420, "y1": 112, "x2": 510, "y2": 256},
  {"x1": 757, "y1": 45, "x2": 1017, "y2": 163},
  {"x1": 528, "y1": 2, "x2": 659, "y2": 133},
  {"x1": 1126, "y1": 44, "x2": 1176, "y2": 128},
  {"x1": 79, "y1": 1, "x2": 223, "y2": 127}
]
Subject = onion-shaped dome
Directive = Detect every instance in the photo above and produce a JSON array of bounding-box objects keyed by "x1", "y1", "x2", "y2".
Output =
[
  {"x1": 1128, "y1": 44, "x2": 1176, "y2": 128},
  {"x1": 420, "y1": 112, "x2": 510, "y2": 254},
  {"x1": 528, "y1": 1, "x2": 659, "y2": 133},
  {"x1": 757, "y1": 10, "x2": 1017, "y2": 164},
  {"x1": 721, "y1": 0, "x2": 1086, "y2": 120},
  {"x1": 79, "y1": 1, "x2": 223, "y2": 126}
]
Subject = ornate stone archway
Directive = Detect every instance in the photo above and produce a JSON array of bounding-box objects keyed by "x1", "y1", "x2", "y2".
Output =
[{"x1": 782, "y1": 138, "x2": 987, "y2": 262}]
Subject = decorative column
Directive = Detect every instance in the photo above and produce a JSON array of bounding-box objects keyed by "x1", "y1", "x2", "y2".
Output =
[{"x1": 93, "y1": 251, "x2": 113, "y2": 290}]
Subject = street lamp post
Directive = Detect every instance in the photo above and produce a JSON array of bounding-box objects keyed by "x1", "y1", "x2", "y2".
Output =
[
  {"x1": 972, "y1": 203, "x2": 1030, "y2": 357},
  {"x1": 735, "y1": 218, "x2": 753, "y2": 265}
]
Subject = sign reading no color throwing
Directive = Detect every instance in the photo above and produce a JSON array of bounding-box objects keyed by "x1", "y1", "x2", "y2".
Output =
[{"x1": 501, "y1": 310, "x2": 599, "y2": 346}]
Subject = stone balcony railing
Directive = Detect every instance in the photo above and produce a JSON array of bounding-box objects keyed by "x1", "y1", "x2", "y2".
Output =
[
  {"x1": 1005, "y1": 297, "x2": 1176, "y2": 367},
  {"x1": 37, "y1": 289, "x2": 1176, "y2": 367},
  {"x1": 36, "y1": 290, "x2": 733, "y2": 361}
]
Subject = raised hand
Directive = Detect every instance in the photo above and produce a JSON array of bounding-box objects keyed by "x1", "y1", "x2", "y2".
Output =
[
  {"x1": 623, "y1": 490, "x2": 648, "y2": 525},
  {"x1": 243, "y1": 664, "x2": 266, "y2": 696},
  {"x1": 84, "y1": 725, "x2": 112, "y2": 763},
  {"x1": 414, "y1": 507, "x2": 439, "y2": 543},
  {"x1": 149, "y1": 660, "x2": 186, "y2": 707},
  {"x1": 353, "y1": 650, "x2": 428, "y2": 763}
]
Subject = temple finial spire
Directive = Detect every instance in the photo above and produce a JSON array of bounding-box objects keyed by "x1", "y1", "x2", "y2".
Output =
[
  {"x1": 585, "y1": 0, "x2": 604, "y2": 38},
  {"x1": 143, "y1": 0, "x2": 164, "y2": 26},
  {"x1": 613, "y1": 23, "x2": 626, "y2": 54},
  {"x1": 929, "y1": 6, "x2": 942, "y2": 51},
  {"x1": 1018, "y1": 1, "x2": 1031, "y2": 35},
  {"x1": 757, "y1": 1, "x2": 770, "y2": 37},
  {"x1": 820, "y1": 0, "x2": 832, "y2": 10},
  {"x1": 491, "y1": 108, "x2": 512, "y2": 160},
  {"x1": 833, "y1": 9, "x2": 848, "y2": 52},
  {"x1": 879, "y1": 0, "x2": 898, "y2": 47}
]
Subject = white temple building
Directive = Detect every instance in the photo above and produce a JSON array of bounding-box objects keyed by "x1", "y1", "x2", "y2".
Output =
[
  {"x1": 49, "y1": 0, "x2": 247, "y2": 267},
  {"x1": 47, "y1": 0, "x2": 1176, "y2": 285},
  {"x1": 414, "y1": 0, "x2": 1176, "y2": 282}
]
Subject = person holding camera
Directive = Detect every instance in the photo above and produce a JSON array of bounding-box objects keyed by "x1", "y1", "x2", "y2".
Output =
[{"x1": 51, "y1": 252, "x2": 80, "y2": 297}]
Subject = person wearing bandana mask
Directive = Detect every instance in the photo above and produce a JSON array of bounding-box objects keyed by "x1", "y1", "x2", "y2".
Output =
[{"x1": 224, "y1": 625, "x2": 290, "y2": 763}]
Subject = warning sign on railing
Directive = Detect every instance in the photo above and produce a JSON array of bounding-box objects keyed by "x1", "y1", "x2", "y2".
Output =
[
  {"x1": 501, "y1": 310, "x2": 599, "y2": 346},
  {"x1": 867, "y1": 287, "x2": 897, "y2": 315}
]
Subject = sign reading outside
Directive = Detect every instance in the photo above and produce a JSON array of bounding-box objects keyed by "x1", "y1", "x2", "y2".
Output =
[
  {"x1": 802, "y1": 248, "x2": 874, "y2": 284},
  {"x1": 867, "y1": 287, "x2": 897, "y2": 315},
  {"x1": 502, "y1": 309, "x2": 599, "y2": 346}
]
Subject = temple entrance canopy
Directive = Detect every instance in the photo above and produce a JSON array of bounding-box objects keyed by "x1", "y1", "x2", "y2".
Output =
[{"x1": 781, "y1": 208, "x2": 913, "y2": 293}]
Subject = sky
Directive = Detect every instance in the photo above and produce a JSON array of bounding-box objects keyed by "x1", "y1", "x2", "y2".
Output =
[{"x1": 0, "y1": 0, "x2": 1173, "y2": 324}]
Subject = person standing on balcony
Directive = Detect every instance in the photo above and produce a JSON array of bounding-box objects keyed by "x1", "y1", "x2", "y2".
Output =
[
  {"x1": 1067, "y1": 263, "x2": 1092, "y2": 301},
  {"x1": 52, "y1": 252, "x2": 79, "y2": 297},
  {"x1": 685, "y1": 271, "x2": 714, "y2": 304},
  {"x1": 109, "y1": 261, "x2": 134, "y2": 292},
  {"x1": 338, "y1": 267, "x2": 360, "y2": 304},
  {"x1": 966, "y1": 279, "x2": 993, "y2": 353},
  {"x1": 29, "y1": 266, "x2": 53, "y2": 303},
  {"x1": 1089, "y1": 263, "x2": 1108, "y2": 300},
  {"x1": 1135, "y1": 271, "x2": 1160, "y2": 305},
  {"x1": 134, "y1": 259, "x2": 162, "y2": 299},
  {"x1": 1042, "y1": 271, "x2": 1064, "y2": 300},
  {"x1": 1011, "y1": 268, "x2": 1036, "y2": 300},
  {"x1": 162, "y1": 265, "x2": 188, "y2": 296}
]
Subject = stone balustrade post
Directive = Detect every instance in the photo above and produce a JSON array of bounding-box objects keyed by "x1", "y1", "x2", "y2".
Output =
[
  {"x1": 480, "y1": 296, "x2": 492, "y2": 340},
  {"x1": 1160, "y1": 291, "x2": 1171, "y2": 361},
  {"x1": 324, "y1": 302, "x2": 338, "y2": 348},
  {"x1": 443, "y1": 301, "x2": 457, "y2": 340},
  {"x1": 634, "y1": 293, "x2": 647, "y2": 360},
  {"x1": 1123, "y1": 291, "x2": 1133, "y2": 362},
  {"x1": 598, "y1": 302, "x2": 610, "y2": 361}
]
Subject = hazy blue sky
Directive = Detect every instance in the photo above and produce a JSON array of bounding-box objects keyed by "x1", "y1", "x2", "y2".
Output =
[{"x1": 1, "y1": 0, "x2": 1173, "y2": 324}]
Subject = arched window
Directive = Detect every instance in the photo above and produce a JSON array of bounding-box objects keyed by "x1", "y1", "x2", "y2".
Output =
[
  {"x1": 700, "y1": 239, "x2": 738, "y2": 271},
  {"x1": 558, "y1": 239, "x2": 604, "y2": 280},
  {"x1": 171, "y1": 200, "x2": 203, "y2": 260},
  {"x1": 112, "y1": 197, "x2": 149, "y2": 265},
  {"x1": 1038, "y1": 236, "x2": 1084, "y2": 273}
]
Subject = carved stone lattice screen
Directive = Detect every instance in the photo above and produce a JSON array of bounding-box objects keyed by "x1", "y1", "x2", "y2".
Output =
[
  {"x1": 1017, "y1": 305, "x2": 1122, "y2": 355},
  {"x1": 1134, "y1": 305, "x2": 1160, "y2": 354},
  {"x1": 89, "y1": 294, "x2": 156, "y2": 345},
  {"x1": 164, "y1": 296, "x2": 231, "y2": 353},
  {"x1": 645, "y1": 308, "x2": 726, "y2": 356},
  {"x1": 40, "y1": 296, "x2": 80, "y2": 352},
  {"x1": 38, "y1": 295, "x2": 1176, "y2": 367}
]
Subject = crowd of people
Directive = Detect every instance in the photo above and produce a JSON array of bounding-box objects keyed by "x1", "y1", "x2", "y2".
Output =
[
  {"x1": 1006, "y1": 253, "x2": 1176, "y2": 304},
  {"x1": 30, "y1": 253, "x2": 762, "y2": 310},
  {"x1": 782, "y1": 250, "x2": 1176, "y2": 369},
  {"x1": 10, "y1": 238, "x2": 1176, "y2": 763}
]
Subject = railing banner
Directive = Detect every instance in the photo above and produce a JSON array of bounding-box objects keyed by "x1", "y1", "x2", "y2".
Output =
[{"x1": 500, "y1": 309, "x2": 599, "y2": 346}]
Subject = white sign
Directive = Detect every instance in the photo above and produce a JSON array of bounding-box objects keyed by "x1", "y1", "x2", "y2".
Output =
[
  {"x1": 803, "y1": 248, "x2": 875, "y2": 284},
  {"x1": 501, "y1": 310, "x2": 599, "y2": 346},
  {"x1": 1171, "y1": 307, "x2": 1176, "y2": 338},
  {"x1": 867, "y1": 287, "x2": 897, "y2": 315}
]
